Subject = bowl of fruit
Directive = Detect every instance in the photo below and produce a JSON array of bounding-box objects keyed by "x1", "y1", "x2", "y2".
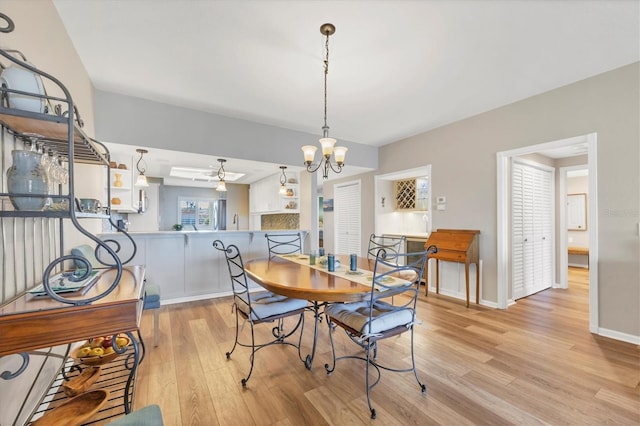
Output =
[{"x1": 71, "y1": 335, "x2": 131, "y2": 366}]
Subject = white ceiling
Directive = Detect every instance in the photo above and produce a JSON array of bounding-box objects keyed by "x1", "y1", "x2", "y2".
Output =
[{"x1": 53, "y1": 0, "x2": 639, "y2": 183}]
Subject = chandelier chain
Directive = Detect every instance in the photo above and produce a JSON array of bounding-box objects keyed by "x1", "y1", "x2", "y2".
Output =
[{"x1": 323, "y1": 30, "x2": 329, "y2": 130}]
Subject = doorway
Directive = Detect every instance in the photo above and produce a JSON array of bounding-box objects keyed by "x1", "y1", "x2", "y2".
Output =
[{"x1": 496, "y1": 133, "x2": 598, "y2": 333}]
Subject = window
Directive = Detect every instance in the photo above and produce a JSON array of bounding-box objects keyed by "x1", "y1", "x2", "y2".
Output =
[{"x1": 178, "y1": 197, "x2": 217, "y2": 230}]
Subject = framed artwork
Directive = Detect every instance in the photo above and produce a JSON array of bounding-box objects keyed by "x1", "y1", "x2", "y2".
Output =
[{"x1": 323, "y1": 198, "x2": 334, "y2": 212}]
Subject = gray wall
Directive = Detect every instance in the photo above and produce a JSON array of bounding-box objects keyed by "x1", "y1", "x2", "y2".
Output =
[
  {"x1": 159, "y1": 183, "x2": 249, "y2": 231},
  {"x1": 94, "y1": 90, "x2": 379, "y2": 171},
  {"x1": 325, "y1": 62, "x2": 640, "y2": 338}
]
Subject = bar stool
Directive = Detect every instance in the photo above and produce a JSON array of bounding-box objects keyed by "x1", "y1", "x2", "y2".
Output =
[{"x1": 143, "y1": 283, "x2": 161, "y2": 347}]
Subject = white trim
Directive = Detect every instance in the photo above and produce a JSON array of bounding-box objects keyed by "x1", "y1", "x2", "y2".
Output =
[
  {"x1": 559, "y1": 164, "x2": 589, "y2": 289},
  {"x1": 496, "y1": 133, "x2": 599, "y2": 332},
  {"x1": 586, "y1": 133, "x2": 599, "y2": 333},
  {"x1": 596, "y1": 327, "x2": 640, "y2": 345},
  {"x1": 496, "y1": 152, "x2": 509, "y2": 309}
]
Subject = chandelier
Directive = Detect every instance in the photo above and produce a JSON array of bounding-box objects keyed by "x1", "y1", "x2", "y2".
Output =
[
  {"x1": 134, "y1": 148, "x2": 149, "y2": 187},
  {"x1": 301, "y1": 23, "x2": 347, "y2": 179},
  {"x1": 215, "y1": 158, "x2": 227, "y2": 192}
]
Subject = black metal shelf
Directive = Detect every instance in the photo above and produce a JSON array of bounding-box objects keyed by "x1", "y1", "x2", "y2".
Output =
[{"x1": 30, "y1": 345, "x2": 137, "y2": 425}]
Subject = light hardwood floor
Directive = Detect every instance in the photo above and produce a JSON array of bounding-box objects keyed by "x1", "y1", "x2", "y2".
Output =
[{"x1": 133, "y1": 268, "x2": 639, "y2": 425}]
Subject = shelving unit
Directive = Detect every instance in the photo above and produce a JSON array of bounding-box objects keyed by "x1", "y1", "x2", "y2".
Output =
[
  {"x1": 108, "y1": 163, "x2": 137, "y2": 213},
  {"x1": 280, "y1": 177, "x2": 299, "y2": 212},
  {"x1": 0, "y1": 14, "x2": 141, "y2": 425},
  {"x1": 394, "y1": 178, "x2": 429, "y2": 211},
  {"x1": 31, "y1": 344, "x2": 137, "y2": 425}
]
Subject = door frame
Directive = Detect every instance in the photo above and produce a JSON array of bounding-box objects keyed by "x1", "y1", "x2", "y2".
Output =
[
  {"x1": 558, "y1": 165, "x2": 589, "y2": 289},
  {"x1": 496, "y1": 132, "x2": 598, "y2": 333}
]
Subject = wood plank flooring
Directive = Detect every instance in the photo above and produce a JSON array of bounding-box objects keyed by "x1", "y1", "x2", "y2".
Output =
[{"x1": 133, "y1": 268, "x2": 639, "y2": 425}]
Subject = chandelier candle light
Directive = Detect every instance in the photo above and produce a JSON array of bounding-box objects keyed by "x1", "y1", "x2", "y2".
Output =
[
  {"x1": 216, "y1": 158, "x2": 227, "y2": 192},
  {"x1": 134, "y1": 148, "x2": 149, "y2": 187},
  {"x1": 302, "y1": 23, "x2": 347, "y2": 179}
]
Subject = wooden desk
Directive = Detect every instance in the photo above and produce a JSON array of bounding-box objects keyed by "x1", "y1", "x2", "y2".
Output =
[{"x1": 424, "y1": 229, "x2": 480, "y2": 307}]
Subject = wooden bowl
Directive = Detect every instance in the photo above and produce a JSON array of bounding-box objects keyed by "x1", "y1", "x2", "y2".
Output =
[
  {"x1": 62, "y1": 366, "x2": 101, "y2": 397},
  {"x1": 71, "y1": 335, "x2": 131, "y2": 366},
  {"x1": 32, "y1": 390, "x2": 109, "y2": 426}
]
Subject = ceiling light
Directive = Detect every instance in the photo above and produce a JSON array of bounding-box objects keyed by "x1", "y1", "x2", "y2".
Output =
[
  {"x1": 216, "y1": 158, "x2": 227, "y2": 192},
  {"x1": 302, "y1": 23, "x2": 348, "y2": 180},
  {"x1": 135, "y1": 148, "x2": 149, "y2": 187},
  {"x1": 279, "y1": 166, "x2": 288, "y2": 195}
]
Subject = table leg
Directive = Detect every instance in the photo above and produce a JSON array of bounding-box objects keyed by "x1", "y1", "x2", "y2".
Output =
[
  {"x1": 464, "y1": 262, "x2": 470, "y2": 308},
  {"x1": 475, "y1": 261, "x2": 480, "y2": 304},
  {"x1": 425, "y1": 258, "x2": 430, "y2": 296},
  {"x1": 435, "y1": 260, "x2": 440, "y2": 294},
  {"x1": 304, "y1": 301, "x2": 323, "y2": 370},
  {"x1": 123, "y1": 331, "x2": 140, "y2": 414}
]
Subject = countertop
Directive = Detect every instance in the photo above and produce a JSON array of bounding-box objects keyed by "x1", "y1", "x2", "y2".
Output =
[{"x1": 100, "y1": 229, "x2": 307, "y2": 237}]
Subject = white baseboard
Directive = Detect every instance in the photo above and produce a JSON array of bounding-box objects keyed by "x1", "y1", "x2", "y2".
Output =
[
  {"x1": 597, "y1": 327, "x2": 640, "y2": 345},
  {"x1": 426, "y1": 284, "x2": 497, "y2": 308},
  {"x1": 161, "y1": 291, "x2": 234, "y2": 306}
]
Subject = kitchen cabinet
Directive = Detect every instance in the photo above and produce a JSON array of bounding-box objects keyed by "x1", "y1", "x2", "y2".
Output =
[
  {"x1": 250, "y1": 172, "x2": 300, "y2": 214},
  {"x1": 0, "y1": 17, "x2": 140, "y2": 424},
  {"x1": 108, "y1": 157, "x2": 138, "y2": 213}
]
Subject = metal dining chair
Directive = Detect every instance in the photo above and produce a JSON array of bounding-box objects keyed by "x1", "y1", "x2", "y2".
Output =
[
  {"x1": 367, "y1": 234, "x2": 406, "y2": 261},
  {"x1": 213, "y1": 239, "x2": 308, "y2": 387},
  {"x1": 265, "y1": 232, "x2": 303, "y2": 258},
  {"x1": 324, "y1": 245, "x2": 437, "y2": 419}
]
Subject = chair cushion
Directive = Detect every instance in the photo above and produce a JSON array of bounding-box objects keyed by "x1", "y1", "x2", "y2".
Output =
[
  {"x1": 143, "y1": 284, "x2": 161, "y2": 308},
  {"x1": 325, "y1": 301, "x2": 414, "y2": 335},
  {"x1": 71, "y1": 245, "x2": 101, "y2": 269},
  {"x1": 237, "y1": 292, "x2": 307, "y2": 321},
  {"x1": 108, "y1": 404, "x2": 163, "y2": 425}
]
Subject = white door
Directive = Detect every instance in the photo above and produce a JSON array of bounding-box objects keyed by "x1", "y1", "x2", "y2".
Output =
[
  {"x1": 512, "y1": 159, "x2": 554, "y2": 299},
  {"x1": 334, "y1": 180, "x2": 362, "y2": 256}
]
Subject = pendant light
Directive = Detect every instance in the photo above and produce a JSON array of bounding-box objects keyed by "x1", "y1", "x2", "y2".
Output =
[
  {"x1": 278, "y1": 166, "x2": 288, "y2": 195},
  {"x1": 135, "y1": 149, "x2": 149, "y2": 187},
  {"x1": 301, "y1": 23, "x2": 348, "y2": 179},
  {"x1": 215, "y1": 158, "x2": 227, "y2": 192}
]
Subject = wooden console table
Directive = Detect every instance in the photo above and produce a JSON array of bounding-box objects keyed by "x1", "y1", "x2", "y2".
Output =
[{"x1": 424, "y1": 229, "x2": 480, "y2": 307}]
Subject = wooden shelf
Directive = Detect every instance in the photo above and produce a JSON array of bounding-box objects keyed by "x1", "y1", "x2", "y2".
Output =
[
  {"x1": 30, "y1": 345, "x2": 138, "y2": 424},
  {"x1": 0, "y1": 266, "x2": 145, "y2": 356},
  {"x1": 0, "y1": 109, "x2": 109, "y2": 165}
]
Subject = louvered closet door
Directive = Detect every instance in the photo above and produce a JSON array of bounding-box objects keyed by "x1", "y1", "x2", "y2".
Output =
[
  {"x1": 512, "y1": 160, "x2": 554, "y2": 300},
  {"x1": 334, "y1": 180, "x2": 362, "y2": 256}
]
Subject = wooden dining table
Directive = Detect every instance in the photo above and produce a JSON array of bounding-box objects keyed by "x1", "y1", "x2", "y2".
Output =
[{"x1": 244, "y1": 254, "x2": 376, "y2": 369}]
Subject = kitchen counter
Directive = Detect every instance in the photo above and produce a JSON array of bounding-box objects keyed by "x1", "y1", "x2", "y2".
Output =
[{"x1": 99, "y1": 230, "x2": 308, "y2": 304}]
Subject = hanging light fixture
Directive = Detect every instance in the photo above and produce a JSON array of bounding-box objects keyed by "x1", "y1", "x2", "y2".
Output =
[
  {"x1": 301, "y1": 23, "x2": 348, "y2": 180},
  {"x1": 134, "y1": 149, "x2": 149, "y2": 187},
  {"x1": 278, "y1": 166, "x2": 288, "y2": 195},
  {"x1": 215, "y1": 158, "x2": 227, "y2": 192}
]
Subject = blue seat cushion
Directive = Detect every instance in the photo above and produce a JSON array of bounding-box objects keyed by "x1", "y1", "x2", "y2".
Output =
[
  {"x1": 143, "y1": 284, "x2": 161, "y2": 310},
  {"x1": 237, "y1": 292, "x2": 307, "y2": 321},
  {"x1": 325, "y1": 301, "x2": 414, "y2": 335},
  {"x1": 108, "y1": 404, "x2": 163, "y2": 425}
]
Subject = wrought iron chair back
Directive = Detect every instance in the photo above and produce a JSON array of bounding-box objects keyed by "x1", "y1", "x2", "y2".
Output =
[
  {"x1": 265, "y1": 232, "x2": 303, "y2": 258},
  {"x1": 367, "y1": 233, "x2": 406, "y2": 261}
]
